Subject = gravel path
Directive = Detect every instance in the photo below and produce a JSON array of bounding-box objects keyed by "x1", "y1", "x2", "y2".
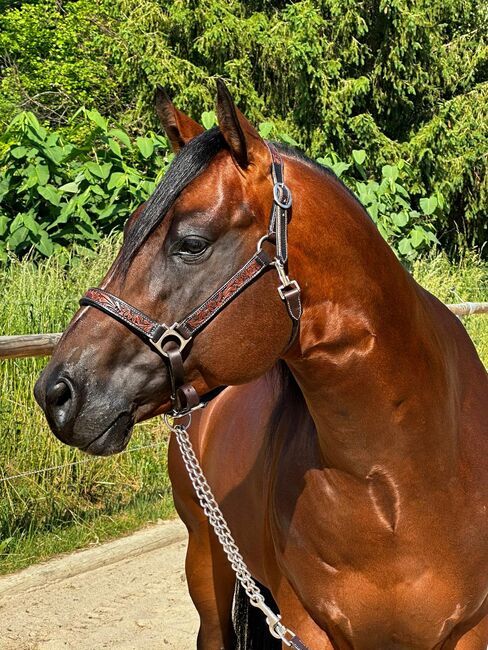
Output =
[{"x1": 0, "y1": 520, "x2": 198, "y2": 649}]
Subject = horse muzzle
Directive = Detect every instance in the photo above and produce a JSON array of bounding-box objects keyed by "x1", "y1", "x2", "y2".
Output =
[{"x1": 34, "y1": 365, "x2": 135, "y2": 456}]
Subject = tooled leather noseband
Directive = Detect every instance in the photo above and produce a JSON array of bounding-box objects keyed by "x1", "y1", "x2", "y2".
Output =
[{"x1": 80, "y1": 144, "x2": 302, "y2": 415}]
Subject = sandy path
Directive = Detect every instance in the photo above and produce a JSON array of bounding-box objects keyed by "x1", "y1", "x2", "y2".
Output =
[{"x1": 0, "y1": 520, "x2": 198, "y2": 649}]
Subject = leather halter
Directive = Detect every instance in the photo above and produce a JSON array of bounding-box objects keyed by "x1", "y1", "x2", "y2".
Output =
[{"x1": 80, "y1": 144, "x2": 302, "y2": 415}]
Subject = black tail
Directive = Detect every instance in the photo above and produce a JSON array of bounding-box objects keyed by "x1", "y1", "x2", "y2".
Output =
[{"x1": 233, "y1": 581, "x2": 282, "y2": 649}]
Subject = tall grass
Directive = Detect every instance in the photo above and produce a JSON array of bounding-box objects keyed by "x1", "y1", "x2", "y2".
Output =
[
  {"x1": 413, "y1": 252, "x2": 488, "y2": 365},
  {"x1": 0, "y1": 237, "x2": 174, "y2": 574},
  {"x1": 0, "y1": 241, "x2": 486, "y2": 575}
]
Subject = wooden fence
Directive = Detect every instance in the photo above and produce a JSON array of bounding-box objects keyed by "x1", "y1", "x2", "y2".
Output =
[
  {"x1": 0, "y1": 333, "x2": 62, "y2": 360},
  {"x1": 0, "y1": 302, "x2": 487, "y2": 361}
]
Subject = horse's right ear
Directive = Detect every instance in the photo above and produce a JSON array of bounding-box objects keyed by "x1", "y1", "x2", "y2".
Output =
[{"x1": 154, "y1": 86, "x2": 205, "y2": 153}]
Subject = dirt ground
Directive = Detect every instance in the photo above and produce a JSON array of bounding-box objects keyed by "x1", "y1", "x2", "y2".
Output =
[{"x1": 0, "y1": 519, "x2": 198, "y2": 649}]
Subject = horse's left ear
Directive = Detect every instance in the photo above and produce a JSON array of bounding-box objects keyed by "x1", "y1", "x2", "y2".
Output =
[
  {"x1": 154, "y1": 85, "x2": 205, "y2": 153},
  {"x1": 216, "y1": 79, "x2": 266, "y2": 169}
]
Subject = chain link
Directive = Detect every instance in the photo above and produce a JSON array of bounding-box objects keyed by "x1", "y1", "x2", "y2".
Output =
[{"x1": 166, "y1": 416, "x2": 299, "y2": 646}]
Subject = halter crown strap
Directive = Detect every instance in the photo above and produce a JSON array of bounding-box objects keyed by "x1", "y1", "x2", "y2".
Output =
[
  {"x1": 267, "y1": 143, "x2": 292, "y2": 265},
  {"x1": 289, "y1": 636, "x2": 312, "y2": 649},
  {"x1": 266, "y1": 143, "x2": 301, "y2": 331}
]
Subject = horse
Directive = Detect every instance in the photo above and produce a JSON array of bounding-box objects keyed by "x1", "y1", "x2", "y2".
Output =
[{"x1": 34, "y1": 80, "x2": 488, "y2": 649}]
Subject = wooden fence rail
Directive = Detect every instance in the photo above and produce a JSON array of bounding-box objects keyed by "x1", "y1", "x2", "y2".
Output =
[
  {"x1": 0, "y1": 302, "x2": 487, "y2": 360},
  {"x1": 0, "y1": 333, "x2": 62, "y2": 359},
  {"x1": 445, "y1": 302, "x2": 488, "y2": 317}
]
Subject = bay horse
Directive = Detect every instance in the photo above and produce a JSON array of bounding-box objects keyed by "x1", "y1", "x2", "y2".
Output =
[{"x1": 34, "y1": 81, "x2": 488, "y2": 649}]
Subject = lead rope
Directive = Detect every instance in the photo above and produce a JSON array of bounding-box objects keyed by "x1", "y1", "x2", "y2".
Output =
[{"x1": 164, "y1": 414, "x2": 311, "y2": 650}]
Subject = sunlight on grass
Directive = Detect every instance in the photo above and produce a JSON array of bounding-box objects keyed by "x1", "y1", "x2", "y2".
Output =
[
  {"x1": 0, "y1": 237, "x2": 174, "y2": 575},
  {"x1": 413, "y1": 251, "x2": 488, "y2": 366}
]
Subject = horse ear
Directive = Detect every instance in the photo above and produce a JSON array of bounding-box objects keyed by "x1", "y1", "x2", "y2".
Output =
[
  {"x1": 154, "y1": 85, "x2": 205, "y2": 153},
  {"x1": 215, "y1": 79, "x2": 266, "y2": 169}
]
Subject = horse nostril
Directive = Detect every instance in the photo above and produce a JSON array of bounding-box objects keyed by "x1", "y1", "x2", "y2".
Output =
[
  {"x1": 47, "y1": 380, "x2": 72, "y2": 407},
  {"x1": 45, "y1": 378, "x2": 76, "y2": 431}
]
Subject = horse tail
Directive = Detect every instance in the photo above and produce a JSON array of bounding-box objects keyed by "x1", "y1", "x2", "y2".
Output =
[{"x1": 233, "y1": 581, "x2": 281, "y2": 649}]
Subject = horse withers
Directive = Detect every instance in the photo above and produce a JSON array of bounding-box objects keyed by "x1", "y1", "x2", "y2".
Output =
[{"x1": 34, "y1": 81, "x2": 488, "y2": 649}]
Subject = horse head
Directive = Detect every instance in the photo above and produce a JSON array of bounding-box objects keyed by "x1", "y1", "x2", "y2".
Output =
[{"x1": 34, "y1": 81, "x2": 296, "y2": 455}]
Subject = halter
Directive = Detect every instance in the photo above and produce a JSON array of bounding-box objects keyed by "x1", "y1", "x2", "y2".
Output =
[{"x1": 79, "y1": 143, "x2": 302, "y2": 416}]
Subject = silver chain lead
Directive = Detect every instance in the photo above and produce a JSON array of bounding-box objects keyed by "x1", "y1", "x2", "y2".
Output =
[{"x1": 164, "y1": 414, "x2": 296, "y2": 646}]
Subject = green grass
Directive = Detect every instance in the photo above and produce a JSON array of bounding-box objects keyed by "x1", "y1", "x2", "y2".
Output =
[
  {"x1": 0, "y1": 237, "x2": 175, "y2": 575},
  {"x1": 0, "y1": 241, "x2": 486, "y2": 575},
  {"x1": 413, "y1": 251, "x2": 488, "y2": 366}
]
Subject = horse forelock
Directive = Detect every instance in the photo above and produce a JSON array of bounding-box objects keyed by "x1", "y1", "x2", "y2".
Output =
[{"x1": 116, "y1": 127, "x2": 226, "y2": 274}]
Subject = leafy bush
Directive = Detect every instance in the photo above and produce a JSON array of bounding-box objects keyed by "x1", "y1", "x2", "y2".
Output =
[
  {"x1": 1, "y1": 0, "x2": 485, "y2": 252},
  {"x1": 319, "y1": 151, "x2": 440, "y2": 261},
  {"x1": 0, "y1": 0, "x2": 115, "y2": 125},
  {"x1": 0, "y1": 108, "x2": 439, "y2": 262},
  {"x1": 0, "y1": 110, "x2": 171, "y2": 260}
]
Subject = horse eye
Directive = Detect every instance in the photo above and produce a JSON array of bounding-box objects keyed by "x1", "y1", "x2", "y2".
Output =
[{"x1": 178, "y1": 236, "x2": 208, "y2": 256}]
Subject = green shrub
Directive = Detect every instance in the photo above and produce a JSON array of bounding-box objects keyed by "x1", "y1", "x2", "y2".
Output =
[
  {"x1": 0, "y1": 110, "x2": 171, "y2": 260},
  {"x1": 0, "y1": 108, "x2": 441, "y2": 262},
  {"x1": 329, "y1": 152, "x2": 440, "y2": 261},
  {"x1": 2, "y1": 0, "x2": 485, "y2": 252},
  {"x1": 0, "y1": 0, "x2": 115, "y2": 125}
]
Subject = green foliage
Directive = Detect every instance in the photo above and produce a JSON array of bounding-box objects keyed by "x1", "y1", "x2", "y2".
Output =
[
  {"x1": 328, "y1": 152, "x2": 441, "y2": 261},
  {"x1": 0, "y1": 0, "x2": 486, "y2": 252},
  {"x1": 0, "y1": 109, "x2": 441, "y2": 261},
  {"x1": 0, "y1": 109, "x2": 171, "y2": 260},
  {"x1": 295, "y1": 140, "x2": 439, "y2": 261},
  {"x1": 414, "y1": 251, "x2": 488, "y2": 365},
  {"x1": 0, "y1": 0, "x2": 115, "y2": 124}
]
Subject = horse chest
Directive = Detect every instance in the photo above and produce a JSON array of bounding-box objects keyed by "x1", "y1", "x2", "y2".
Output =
[{"x1": 270, "y1": 465, "x2": 487, "y2": 649}]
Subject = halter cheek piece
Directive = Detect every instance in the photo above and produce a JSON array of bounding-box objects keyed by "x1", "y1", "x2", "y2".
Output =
[{"x1": 80, "y1": 144, "x2": 302, "y2": 416}]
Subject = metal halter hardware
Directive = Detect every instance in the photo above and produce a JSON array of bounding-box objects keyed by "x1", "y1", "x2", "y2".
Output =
[{"x1": 80, "y1": 143, "x2": 302, "y2": 416}]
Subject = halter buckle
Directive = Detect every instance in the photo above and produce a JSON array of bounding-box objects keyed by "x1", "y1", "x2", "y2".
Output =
[
  {"x1": 273, "y1": 258, "x2": 288, "y2": 285},
  {"x1": 150, "y1": 324, "x2": 191, "y2": 357},
  {"x1": 273, "y1": 182, "x2": 292, "y2": 209},
  {"x1": 278, "y1": 279, "x2": 300, "y2": 301}
]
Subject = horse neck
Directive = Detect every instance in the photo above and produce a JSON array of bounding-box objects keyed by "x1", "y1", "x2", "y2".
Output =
[{"x1": 283, "y1": 156, "x2": 460, "y2": 481}]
